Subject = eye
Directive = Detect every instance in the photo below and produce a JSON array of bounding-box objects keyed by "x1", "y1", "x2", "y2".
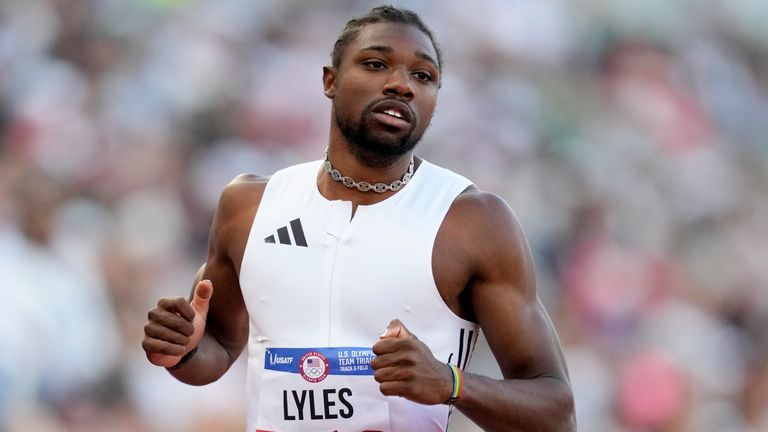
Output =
[
  {"x1": 413, "y1": 71, "x2": 434, "y2": 83},
  {"x1": 363, "y1": 60, "x2": 387, "y2": 70}
]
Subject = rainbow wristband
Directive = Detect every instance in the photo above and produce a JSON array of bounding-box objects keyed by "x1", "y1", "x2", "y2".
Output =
[{"x1": 445, "y1": 363, "x2": 463, "y2": 404}]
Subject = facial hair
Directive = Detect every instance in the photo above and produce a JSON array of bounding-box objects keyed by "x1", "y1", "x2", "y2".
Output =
[{"x1": 334, "y1": 99, "x2": 428, "y2": 168}]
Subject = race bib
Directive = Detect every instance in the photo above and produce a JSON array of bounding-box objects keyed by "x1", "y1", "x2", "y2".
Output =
[{"x1": 255, "y1": 347, "x2": 390, "y2": 432}]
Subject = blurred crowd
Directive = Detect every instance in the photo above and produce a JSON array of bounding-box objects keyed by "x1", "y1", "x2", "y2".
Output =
[{"x1": 1, "y1": 0, "x2": 767, "y2": 431}]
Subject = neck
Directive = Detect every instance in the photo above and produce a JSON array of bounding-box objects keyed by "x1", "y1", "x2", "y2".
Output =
[
  {"x1": 325, "y1": 149, "x2": 413, "y2": 193},
  {"x1": 318, "y1": 143, "x2": 417, "y2": 204}
]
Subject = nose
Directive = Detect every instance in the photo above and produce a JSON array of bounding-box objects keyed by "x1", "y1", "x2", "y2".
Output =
[{"x1": 383, "y1": 67, "x2": 414, "y2": 100}]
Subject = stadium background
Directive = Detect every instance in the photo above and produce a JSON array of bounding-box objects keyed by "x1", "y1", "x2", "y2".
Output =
[{"x1": 1, "y1": 0, "x2": 767, "y2": 431}]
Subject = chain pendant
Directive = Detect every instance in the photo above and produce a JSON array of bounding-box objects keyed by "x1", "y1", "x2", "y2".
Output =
[{"x1": 323, "y1": 150, "x2": 414, "y2": 193}]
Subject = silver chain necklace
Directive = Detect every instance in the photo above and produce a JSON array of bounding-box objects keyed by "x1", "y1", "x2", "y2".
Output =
[{"x1": 323, "y1": 149, "x2": 414, "y2": 193}]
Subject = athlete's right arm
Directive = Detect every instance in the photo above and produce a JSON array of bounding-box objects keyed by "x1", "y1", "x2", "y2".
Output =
[{"x1": 142, "y1": 174, "x2": 267, "y2": 385}]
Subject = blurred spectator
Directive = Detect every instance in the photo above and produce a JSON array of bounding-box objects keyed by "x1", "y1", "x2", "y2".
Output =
[{"x1": 0, "y1": 168, "x2": 122, "y2": 430}]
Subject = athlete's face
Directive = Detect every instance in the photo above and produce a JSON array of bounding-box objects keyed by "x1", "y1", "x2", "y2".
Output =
[{"x1": 323, "y1": 22, "x2": 440, "y2": 167}]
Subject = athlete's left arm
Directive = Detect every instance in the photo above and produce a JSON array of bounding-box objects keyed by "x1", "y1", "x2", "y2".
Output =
[
  {"x1": 449, "y1": 191, "x2": 576, "y2": 431},
  {"x1": 371, "y1": 190, "x2": 576, "y2": 431}
]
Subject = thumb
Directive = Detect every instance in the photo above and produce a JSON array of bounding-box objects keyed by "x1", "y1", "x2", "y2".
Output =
[
  {"x1": 379, "y1": 319, "x2": 415, "y2": 340},
  {"x1": 190, "y1": 279, "x2": 213, "y2": 319}
]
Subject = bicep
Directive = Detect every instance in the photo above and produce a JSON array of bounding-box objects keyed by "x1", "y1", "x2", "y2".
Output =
[
  {"x1": 472, "y1": 282, "x2": 568, "y2": 382},
  {"x1": 198, "y1": 178, "x2": 261, "y2": 362},
  {"x1": 465, "y1": 194, "x2": 569, "y2": 382}
]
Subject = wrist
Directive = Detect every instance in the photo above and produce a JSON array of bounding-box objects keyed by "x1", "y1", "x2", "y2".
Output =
[
  {"x1": 444, "y1": 363, "x2": 463, "y2": 405},
  {"x1": 167, "y1": 345, "x2": 199, "y2": 370}
]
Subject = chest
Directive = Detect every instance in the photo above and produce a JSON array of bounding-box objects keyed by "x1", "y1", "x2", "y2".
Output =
[{"x1": 241, "y1": 197, "x2": 470, "y2": 345}]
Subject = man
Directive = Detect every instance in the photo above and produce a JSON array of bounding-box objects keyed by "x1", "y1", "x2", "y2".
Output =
[{"x1": 142, "y1": 5, "x2": 575, "y2": 431}]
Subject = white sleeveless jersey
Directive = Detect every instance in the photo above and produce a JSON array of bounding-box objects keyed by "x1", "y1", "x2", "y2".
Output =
[{"x1": 239, "y1": 159, "x2": 481, "y2": 432}]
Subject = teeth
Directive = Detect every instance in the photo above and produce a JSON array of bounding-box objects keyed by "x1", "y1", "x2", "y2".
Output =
[{"x1": 383, "y1": 109, "x2": 404, "y2": 119}]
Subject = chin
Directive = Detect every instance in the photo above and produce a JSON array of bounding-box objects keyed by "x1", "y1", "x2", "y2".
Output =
[
  {"x1": 347, "y1": 136, "x2": 419, "y2": 167},
  {"x1": 336, "y1": 112, "x2": 423, "y2": 166}
]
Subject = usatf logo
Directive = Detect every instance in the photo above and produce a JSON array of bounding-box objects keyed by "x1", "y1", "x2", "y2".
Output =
[
  {"x1": 298, "y1": 351, "x2": 330, "y2": 383},
  {"x1": 268, "y1": 352, "x2": 293, "y2": 366}
]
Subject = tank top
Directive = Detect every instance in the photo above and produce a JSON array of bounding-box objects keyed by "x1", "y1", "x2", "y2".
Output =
[{"x1": 239, "y1": 159, "x2": 480, "y2": 432}]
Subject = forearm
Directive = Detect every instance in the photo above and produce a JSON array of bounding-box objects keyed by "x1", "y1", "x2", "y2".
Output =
[
  {"x1": 455, "y1": 372, "x2": 576, "y2": 432},
  {"x1": 166, "y1": 331, "x2": 237, "y2": 386},
  {"x1": 165, "y1": 263, "x2": 236, "y2": 385}
]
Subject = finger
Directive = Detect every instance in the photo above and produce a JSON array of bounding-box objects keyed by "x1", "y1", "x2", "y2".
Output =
[
  {"x1": 372, "y1": 338, "x2": 395, "y2": 357},
  {"x1": 379, "y1": 319, "x2": 415, "y2": 340},
  {"x1": 370, "y1": 346, "x2": 417, "y2": 369},
  {"x1": 147, "y1": 309, "x2": 195, "y2": 336},
  {"x1": 378, "y1": 380, "x2": 410, "y2": 398},
  {"x1": 372, "y1": 337, "x2": 418, "y2": 357},
  {"x1": 142, "y1": 337, "x2": 186, "y2": 357},
  {"x1": 190, "y1": 279, "x2": 213, "y2": 319},
  {"x1": 157, "y1": 297, "x2": 195, "y2": 322},
  {"x1": 147, "y1": 353, "x2": 183, "y2": 368},
  {"x1": 373, "y1": 365, "x2": 414, "y2": 383},
  {"x1": 144, "y1": 321, "x2": 192, "y2": 346}
]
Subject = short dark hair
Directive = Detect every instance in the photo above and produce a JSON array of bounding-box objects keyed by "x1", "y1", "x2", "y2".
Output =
[{"x1": 331, "y1": 5, "x2": 442, "y2": 71}]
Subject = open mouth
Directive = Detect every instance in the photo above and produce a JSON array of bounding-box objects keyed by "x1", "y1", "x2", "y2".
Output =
[
  {"x1": 382, "y1": 109, "x2": 405, "y2": 120},
  {"x1": 370, "y1": 100, "x2": 414, "y2": 129}
]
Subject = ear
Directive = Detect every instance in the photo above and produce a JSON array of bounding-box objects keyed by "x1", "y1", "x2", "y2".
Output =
[{"x1": 322, "y1": 66, "x2": 337, "y2": 99}]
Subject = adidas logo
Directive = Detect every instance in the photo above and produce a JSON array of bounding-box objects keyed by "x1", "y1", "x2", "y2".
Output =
[{"x1": 265, "y1": 218, "x2": 308, "y2": 247}]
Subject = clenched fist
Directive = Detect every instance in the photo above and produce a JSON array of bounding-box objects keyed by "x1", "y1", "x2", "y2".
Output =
[
  {"x1": 370, "y1": 319, "x2": 454, "y2": 405},
  {"x1": 142, "y1": 280, "x2": 213, "y2": 368}
]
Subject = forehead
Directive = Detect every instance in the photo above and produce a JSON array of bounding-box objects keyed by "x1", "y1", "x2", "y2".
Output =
[{"x1": 349, "y1": 22, "x2": 437, "y2": 62}]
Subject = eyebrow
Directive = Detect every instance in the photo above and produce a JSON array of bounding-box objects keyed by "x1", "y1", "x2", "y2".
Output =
[{"x1": 359, "y1": 45, "x2": 439, "y2": 70}]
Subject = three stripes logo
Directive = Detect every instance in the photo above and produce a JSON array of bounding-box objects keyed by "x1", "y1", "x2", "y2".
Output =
[
  {"x1": 265, "y1": 218, "x2": 308, "y2": 247},
  {"x1": 447, "y1": 328, "x2": 477, "y2": 371}
]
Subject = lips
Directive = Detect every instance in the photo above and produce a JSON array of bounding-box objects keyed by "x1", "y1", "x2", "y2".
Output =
[{"x1": 369, "y1": 99, "x2": 414, "y2": 127}]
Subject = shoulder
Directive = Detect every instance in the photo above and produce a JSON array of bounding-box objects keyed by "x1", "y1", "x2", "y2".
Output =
[
  {"x1": 216, "y1": 159, "x2": 317, "y2": 223},
  {"x1": 217, "y1": 173, "x2": 270, "y2": 215},
  {"x1": 443, "y1": 188, "x2": 533, "y2": 283},
  {"x1": 212, "y1": 173, "x2": 270, "y2": 238},
  {"x1": 446, "y1": 187, "x2": 522, "y2": 236}
]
